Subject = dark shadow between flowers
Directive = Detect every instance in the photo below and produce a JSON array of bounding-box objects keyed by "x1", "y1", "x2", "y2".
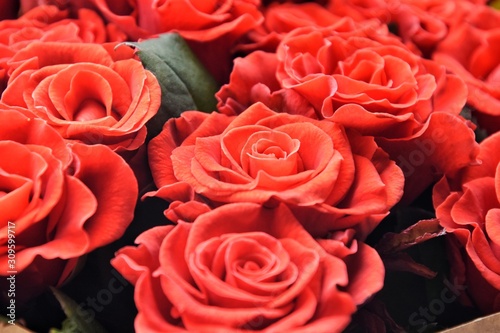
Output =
[
  {"x1": 15, "y1": 195, "x2": 171, "y2": 333},
  {"x1": 356, "y1": 185, "x2": 482, "y2": 333}
]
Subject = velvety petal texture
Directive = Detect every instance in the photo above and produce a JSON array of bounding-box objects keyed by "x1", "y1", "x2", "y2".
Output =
[
  {"x1": 433, "y1": 131, "x2": 500, "y2": 314},
  {"x1": 216, "y1": 17, "x2": 478, "y2": 202},
  {"x1": 0, "y1": 106, "x2": 138, "y2": 304},
  {"x1": 275, "y1": 22, "x2": 466, "y2": 138},
  {"x1": 1, "y1": 41, "x2": 161, "y2": 151},
  {"x1": 0, "y1": 4, "x2": 126, "y2": 94},
  {"x1": 86, "y1": 0, "x2": 263, "y2": 83},
  {"x1": 433, "y1": 6, "x2": 500, "y2": 134},
  {"x1": 237, "y1": 2, "x2": 344, "y2": 54},
  {"x1": 146, "y1": 102, "x2": 404, "y2": 239},
  {"x1": 89, "y1": 0, "x2": 263, "y2": 41},
  {"x1": 112, "y1": 203, "x2": 385, "y2": 332}
]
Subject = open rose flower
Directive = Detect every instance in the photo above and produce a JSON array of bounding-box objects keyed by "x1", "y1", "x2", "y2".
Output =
[
  {"x1": 112, "y1": 202, "x2": 385, "y2": 332},
  {"x1": 433, "y1": 131, "x2": 500, "y2": 314},
  {"x1": 389, "y1": 0, "x2": 450, "y2": 57},
  {"x1": 276, "y1": 21, "x2": 477, "y2": 201},
  {"x1": 1, "y1": 41, "x2": 161, "y2": 152},
  {"x1": 0, "y1": 106, "x2": 138, "y2": 304},
  {"x1": 433, "y1": 8, "x2": 500, "y2": 134},
  {"x1": 146, "y1": 102, "x2": 404, "y2": 239},
  {"x1": 217, "y1": 18, "x2": 478, "y2": 201},
  {"x1": 87, "y1": 0, "x2": 263, "y2": 83},
  {"x1": 347, "y1": 0, "x2": 467, "y2": 57},
  {"x1": 19, "y1": 0, "x2": 91, "y2": 14},
  {"x1": 0, "y1": 5, "x2": 126, "y2": 93},
  {"x1": 238, "y1": 2, "x2": 342, "y2": 54},
  {"x1": 87, "y1": 0, "x2": 262, "y2": 41},
  {"x1": 275, "y1": 24, "x2": 466, "y2": 137},
  {"x1": 216, "y1": 50, "x2": 318, "y2": 118}
]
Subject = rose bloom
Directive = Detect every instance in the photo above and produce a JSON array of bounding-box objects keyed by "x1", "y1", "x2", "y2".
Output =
[
  {"x1": 388, "y1": 0, "x2": 451, "y2": 57},
  {"x1": 146, "y1": 102, "x2": 403, "y2": 239},
  {"x1": 326, "y1": 0, "x2": 391, "y2": 23},
  {"x1": 19, "y1": 0, "x2": 90, "y2": 14},
  {"x1": 338, "y1": 0, "x2": 470, "y2": 57},
  {"x1": 112, "y1": 202, "x2": 385, "y2": 332},
  {"x1": 1, "y1": 41, "x2": 161, "y2": 152},
  {"x1": 218, "y1": 19, "x2": 478, "y2": 201},
  {"x1": 276, "y1": 22, "x2": 478, "y2": 201},
  {"x1": 433, "y1": 6, "x2": 500, "y2": 134},
  {"x1": 433, "y1": 131, "x2": 500, "y2": 314},
  {"x1": 275, "y1": 23, "x2": 466, "y2": 136},
  {"x1": 86, "y1": 0, "x2": 263, "y2": 83},
  {"x1": 216, "y1": 50, "x2": 318, "y2": 118},
  {"x1": 0, "y1": 106, "x2": 138, "y2": 304},
  {"x1": 86, "y1": 0, "x2": 262, "y2": 41},
  {"x1": 0, "y1": 5, "x2": 126, "y2": 93},
  {"x1": 238, "y1": 2, "x2": 342, "y2": 53}
]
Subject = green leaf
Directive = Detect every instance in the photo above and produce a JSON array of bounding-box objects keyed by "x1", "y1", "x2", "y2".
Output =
[
  {"x1": 49, "y1": 288, "x2": 107, "y2": 333},
  {"x1": 120, "y1": 33, "x2": 219, "y2": 140}
]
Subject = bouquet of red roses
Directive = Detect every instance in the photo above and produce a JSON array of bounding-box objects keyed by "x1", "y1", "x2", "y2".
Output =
[{"x1": 1, "y1": 0, "x2": 500, "y2": 332}]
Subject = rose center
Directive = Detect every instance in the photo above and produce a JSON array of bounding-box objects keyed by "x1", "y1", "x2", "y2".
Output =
[
  {"x1": 73, "y1": 99, "x2": 118, "y2": 122},
  {"x1": 245, "y1": 131, "x2": 301, "y2": 178},
  {"x1": 236, "y1": 254, "x2": 267, "y2": 274},
  {"x1": 242, "y1": 261, "x2": 260, "y2": 271}
]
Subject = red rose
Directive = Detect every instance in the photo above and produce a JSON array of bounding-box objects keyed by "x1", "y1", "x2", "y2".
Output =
[
  {"x1": 238, "y1": 2, "x2": 342, "y2": 53},
  {"x1": 218, "y1": 19, "x2": 478, "y2": 201},
  {"x1": 389, "y1": 0, "x2": 449, "y2": 57},
  {"x1": 216, "y1": 50, "x2": 317, "y2": 118},
  {"x1": 87, "y1": 0, "x2": 263, "y2": 83},
  {"x1": 146, "y1": 103, "x2": 403, "y2": 239},
  {"x1": 1, "y1": 41, "x2": 160, "y2": 152},
  {"x1": 0, "y1": 106, "x2": 138, "y2": 304},
  {"x1": 276, "y1": 21, "x2": 477, "y2": 200},
  {"x1": 275, "y1": 23, "x2": 465, "y2": 136},
  {"x1": 326, "y1": 0, "x2": 392, "y2": 23},
  {"x1": 88, "y1": 0, "x2": 262, "y2": 40},
  {"x1": 433, "y1": 131, "x2": 500, "y2": 314},
  {"x1": 433, "y1": 7, "x2": 500, "y2": 134},
  {"x1": 112, "y1": 203, "x2": 384, "y2": 332},
  {"x1": 0, "y1": 5, "x2": 127, "y2": 94},
  {"x1": 19, "y1": 0, "x2": 91, "y2": 14}
]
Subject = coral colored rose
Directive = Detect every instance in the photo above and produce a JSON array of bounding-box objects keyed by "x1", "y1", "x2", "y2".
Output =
[
  {"x1": 1, "y1": 41, "x2": 161, "y2": 151},
  {"x1": 275, "y1": 22, "x2": 478, "y2": 201},
  {"x1": 216, "y1": 50, "x2": 317, "y2": 118},
  {"x1": 326, "y1": 0, "x2": 458, "y2": 56},
  {"x1": 389, "y1": 0, "x2": 450, "y2": 57},
  {"x1": 0, "y1": 5, "x2": 126, "y2": 94},
  {"x1": 112, "y1": 203, "x2": 385, "y2": 332},
  {"x1": 275, "y1": 24, "x2": 466, "y2": 137},
  {"x1": 19, "y1": 0, "x2": 91, "y2": 14},
  {"x1": 87, "y1": 0, "x2": 263, "y2": 83},
  {"x1": 218, "y1": 19, "x2": 478, "y2": 201},
  {"x1": 146, "y1": 103, "x2": 404, "y2": 239},
  {"x1": 0, "y1": 107, "x2": 138, "y2": 304},
  {"x1": 326, "y1": 0, "x2": 392, "y2": 23},
  {"x1": 433, "y1": 131, "x2": 500, "y2": 314},
  {"x1": 433, "y1": 8, "x2": 500, "y2": 134},
  {"x1": 88, "y1": 0, "x2": 262, "y2": 41},
  {"x1": 238, "y1": 2, "x2": 343, "y2": 53}
]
